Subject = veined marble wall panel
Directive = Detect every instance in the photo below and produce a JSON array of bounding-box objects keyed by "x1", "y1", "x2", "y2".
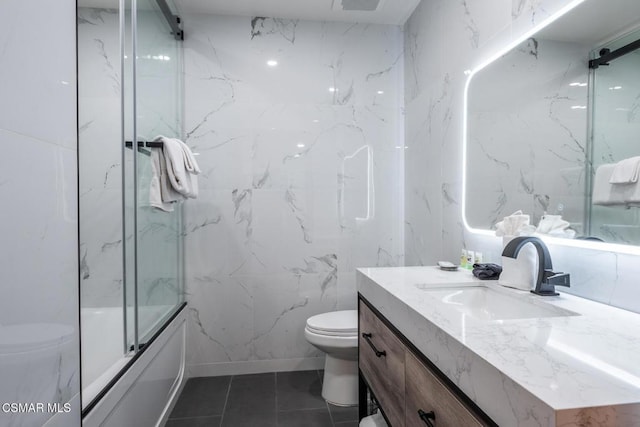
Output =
[
  {"x1": 405, "y1": 0, "x2": 640, "y2": 315},
  {"x1": 183, "y1": 14, "x2": 405, "y2": 374},
  {"x1": 0, "y1": 0, "x2": 80, "y2": 425}
]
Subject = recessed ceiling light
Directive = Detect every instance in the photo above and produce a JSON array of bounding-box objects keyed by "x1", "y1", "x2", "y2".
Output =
[
  {"x1": 297, "y1": 143, "x2": 305, "y2": 148},
  {"x1": 329, "y1": 87, "x2": 336, "y2": 93},
  {"x1": 267, "y1": 59, "x2": 278, "y2": 67},
  {"x1": 377, "y1": 90, "x2": 384, "y2": 94}
]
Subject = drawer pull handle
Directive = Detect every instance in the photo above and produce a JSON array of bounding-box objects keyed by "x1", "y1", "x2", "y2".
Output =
[
  {"x1": 362, "y1": 333, "x2": 386, "y2": 357},
  {"x1": 418, "y1": 409, "x2": 436, "y2": 427}
]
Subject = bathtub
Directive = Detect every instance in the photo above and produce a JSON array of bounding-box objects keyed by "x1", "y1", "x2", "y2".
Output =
[{"x1": 81, "y1": 304, "x2": 187, "y2": 427}]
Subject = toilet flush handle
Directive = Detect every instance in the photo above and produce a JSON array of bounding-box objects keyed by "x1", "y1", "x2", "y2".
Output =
[{"x1": 362, "y1": 333, "x2": 386, "y2": 358}]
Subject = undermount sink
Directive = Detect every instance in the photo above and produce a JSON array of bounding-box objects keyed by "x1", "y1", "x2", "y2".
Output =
[{"x1": 419, "y1": 285, "x2": 579, "y2": 321}]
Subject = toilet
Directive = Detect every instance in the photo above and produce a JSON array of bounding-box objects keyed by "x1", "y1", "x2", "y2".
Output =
[{"x1": 304, "y1": 310, "x2": 358, "y2": 406}]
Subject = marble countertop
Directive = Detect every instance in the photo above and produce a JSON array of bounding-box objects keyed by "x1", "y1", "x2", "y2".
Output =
[{"x1": 357, "y1": 266, "x2": 640, "y2": 426}]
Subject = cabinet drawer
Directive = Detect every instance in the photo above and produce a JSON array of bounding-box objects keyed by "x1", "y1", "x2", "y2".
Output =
[
  {"x1": 405, "y1": 352, "x2": 487, "y2": 427},
  {"x1": 359, "y1": 300, "x2": 405, "y2": 427}
]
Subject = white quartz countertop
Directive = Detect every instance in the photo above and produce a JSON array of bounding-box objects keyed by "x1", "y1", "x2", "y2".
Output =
[{"x1": 357, "y1": 266, "x2": 640, "y2": 426}]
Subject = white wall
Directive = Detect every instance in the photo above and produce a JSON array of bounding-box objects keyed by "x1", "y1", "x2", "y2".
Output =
[
  {"x1": 404, "y1": 0, "x2": 640, "y2": 314},
  {"x1": 182, "y1": 14, "x2": 405, "y2": 375},
  {"x1": 0, "y1": 1, "x2": 80, "y2": 426}
]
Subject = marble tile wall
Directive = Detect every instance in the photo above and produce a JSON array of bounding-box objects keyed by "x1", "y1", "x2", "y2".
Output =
[
  {"x1": 405, "y1": 0, "x2": 640, "y2": 314},
  {"x1": 0, "y1": 0, "x2": 80, "y2": 425},
  {"x1": 182, "y1": 14, "x2": 405, "y2": 375}
]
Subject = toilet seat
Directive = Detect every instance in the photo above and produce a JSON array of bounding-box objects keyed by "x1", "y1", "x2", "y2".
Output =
[{"x1": 306, "y1": 310, "x2": 357, "y2": 337}]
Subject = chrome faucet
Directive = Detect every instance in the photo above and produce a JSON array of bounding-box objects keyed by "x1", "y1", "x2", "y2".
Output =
[{"x1": 501, "y1": 236, "x2": 570, "y2": 296}]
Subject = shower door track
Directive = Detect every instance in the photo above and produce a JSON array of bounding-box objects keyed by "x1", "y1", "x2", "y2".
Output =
[
  {"x1": 589, "y1": 37, "x2": 640, "y2": 68},
  {"x1": 156, "y1": 0, "x2": 184, "y2": 40},
  {"x1": 81, "y1": 302, "x2": 187, "y2": 418}
]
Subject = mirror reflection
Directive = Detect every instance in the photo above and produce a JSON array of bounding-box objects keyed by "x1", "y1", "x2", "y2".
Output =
[{"x1": 466, "y1": 0, "x2": 640, "y2": 246}]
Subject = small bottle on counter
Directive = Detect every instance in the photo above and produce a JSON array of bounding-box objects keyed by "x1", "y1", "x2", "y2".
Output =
[
  {"x1": 466, "y1": 250, "x2": 474, "y2": 269},
  {"x1": 460, "y1": 249, "x2": 467, "y2": 269},
  {"x1": 475, "y1": 251, "x2": 483, "y2": 265}
]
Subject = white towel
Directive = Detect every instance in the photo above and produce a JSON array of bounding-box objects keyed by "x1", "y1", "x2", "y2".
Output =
[
  {"x1": 359, "y1": 412, "x2": 388, "y2": 427},
  {"x1": 154, "y1": 135, "x2": 200, "y2": 199},
  {"x1": 498, "y1": 236, "x2": 538, "y2": 291},
  {"x1": 593, "y1": 164, "x2": 616, "y2": 205},
  {"x1": 495, "y1": 210, "x2": 534, "y2": 236},
  {"x1": 610, "y1": 156, "x2": 640, "y2": 184},
  {"x1": 149, "y1": 148, "x2": 178, "y2": 211},
  {"x1": 593, "y1": 163, "x2": 640, "y2": 206},
  {"x1": 535, "y1": 214, "x2": 575, "y2": 238}
]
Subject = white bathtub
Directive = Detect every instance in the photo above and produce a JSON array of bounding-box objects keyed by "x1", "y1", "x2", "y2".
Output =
[{"x1": 81, "y1": 304, "x2": 186, "y2": 427}]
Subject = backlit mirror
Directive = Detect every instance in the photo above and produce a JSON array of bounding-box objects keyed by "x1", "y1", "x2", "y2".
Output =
[{"x1": 465, "y1": 0, "x2": 640, "y2": 246}]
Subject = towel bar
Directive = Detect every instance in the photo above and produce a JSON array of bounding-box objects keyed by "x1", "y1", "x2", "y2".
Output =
[
  {"x1": 125, "y1": 140, "x2": 163, "y2": 156},
  {"x1": 125, "y1": 140, "x2": 164, "y2": 148}
]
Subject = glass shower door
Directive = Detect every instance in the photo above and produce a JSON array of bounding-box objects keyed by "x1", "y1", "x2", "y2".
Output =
[
  {"x1": 131, "y1": 0, "x2": 184, "y2": 350},
  {"x1": 79, "y1": 0, "x2": 184, "y2": 410},
  {"x1": 588, "y1": 29, "x2": 640, "y2": 243}
]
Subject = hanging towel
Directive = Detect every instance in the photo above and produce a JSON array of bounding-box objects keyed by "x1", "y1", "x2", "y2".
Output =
[
  {"x1": 609, "y1": 156, "x2": 640, "y2": 184},
  {"x1": 149, "y1": 147, "x2": 178, "y2": 211},
  {"x1": 593, "y1": 164, "x2": 617, "y2": 205},
  {"x1": 154, "y1": 135, "x2": 200, "y2": 199}
]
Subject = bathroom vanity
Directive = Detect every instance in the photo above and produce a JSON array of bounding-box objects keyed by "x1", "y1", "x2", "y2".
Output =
[{"x1": 357, "y1": 267, "x2": 640, "y2": 426}]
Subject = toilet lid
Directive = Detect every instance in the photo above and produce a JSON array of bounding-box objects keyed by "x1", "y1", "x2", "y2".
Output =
[
  {"x1": 0, "y1": 323, "x2": 74, "y2": 355},
  {"x1": 306, "y1": 310, "x2": 357, "y2": 336}
]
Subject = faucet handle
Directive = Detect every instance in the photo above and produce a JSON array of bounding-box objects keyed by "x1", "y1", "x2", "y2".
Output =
[
  {"x1": 544, "y1": 271, "x2": 570, "y2": 288},
  {"x1": 532, "y1": 270, "x2": 570, "y2": 296}
]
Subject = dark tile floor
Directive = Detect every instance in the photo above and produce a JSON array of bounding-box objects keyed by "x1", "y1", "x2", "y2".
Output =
[{"x1": 166, "y1": 370, "x2": 359, "y2": 427}]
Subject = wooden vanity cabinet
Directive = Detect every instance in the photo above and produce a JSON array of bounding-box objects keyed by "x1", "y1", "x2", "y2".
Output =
[
  {"x1": 359, "y1": 296, "x2": 406, "y2": 426},
  {"x1": 358, "y1": 296, "x2": 494, "y2": 427},
  {"x1": 405, "y1": 351, "x2": 486, "y2": 427}
]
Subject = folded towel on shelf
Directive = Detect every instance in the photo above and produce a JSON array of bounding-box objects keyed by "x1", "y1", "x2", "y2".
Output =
[
  {"x1": 593, "y1": 163, "x2": 640, "y2": 206},
  {"x1": 154, "y1": 135, "x2": 200, "y2": 199},
  {"x1": 609, "y1": 156, "x2": 640, "y2": 184}
]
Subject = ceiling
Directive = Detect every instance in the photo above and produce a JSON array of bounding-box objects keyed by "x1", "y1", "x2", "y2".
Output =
[
  {"x1": 539, "y1": 0, "x2": 640, "y2": 45},
  {"x1": 170, "y1": 0, "x2": 420, "y2": 25}
]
